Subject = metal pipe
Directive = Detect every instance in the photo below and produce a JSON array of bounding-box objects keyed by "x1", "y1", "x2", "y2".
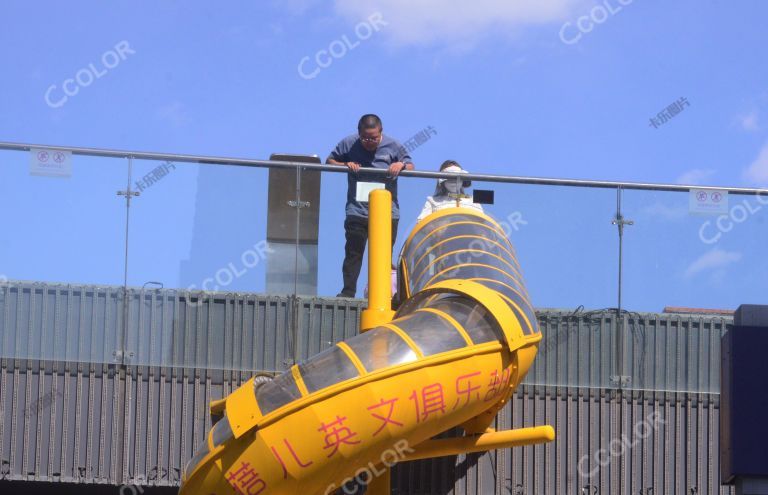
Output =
[
  {"x1": 2, "y1": 141, "x2": 766, "y2": 195},
  {"x1": 402, "y1": 426, "x2": 556, "y2": 462},
  {"x1": 119, "y1": 155, "x2": 135, "y2": 366},
  {"x1": 611, "y1": 186, "x2": 633, "y2": 389}
]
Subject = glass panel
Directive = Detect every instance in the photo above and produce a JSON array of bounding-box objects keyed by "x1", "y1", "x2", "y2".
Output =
[
  {"x1": 184, "y1": 441, "x2": 210, "y2": 480},
  {"x1": 422, "y1": 295, "x2": 502, "y2": 344},
  {"x1": 620, "y1": 188, "x2": 767, "y2": 392},
  {"x1": 412, "y1": 251, "x2": 520, "y2": 291},
  {"x1": 0, "y1": 283, "x2": 123, "y2": 364},
  {"x1": 395, "y1": 203, "x2": 541, "y2": 338},
  {"x1": 490, "y1": 182, "x2": 617, "y2": 311},
  {"x1": 0, "y1": 150, "x2": 127, "y2": 363},
  {"x1": 471, "y1": 279, "x2": 539, "y2": 335},
  {"x1": 404, "y1": 213, "x2": 503, "y2": 255},
  {"x1": 521, "y1": 310, "x2": 616, "y2": 389},
  {"x1": 623, "y1": 189, "x2": 768, "y2": 311},
  {"x1": 344, "y1": 326, "x2": 418, "y2": 371},
  {"x1": 393, "y1": 309, "x2": 467, "y2": 355},
  {"x1": 414, "y1": 263, "x2": 526, "y2": 295},
  {"x1": 0, "y1": 150, "x2": 127, "y2": 287},
  {"x1": 410, "y1": 235, "x2": 518, "y2": 283},
  {"x1": 255, "y1": 371, "x2": 302, "y2": 414},
  {"x1": 478, "y1": 182, "x2": 617, "y2": 387},
  {"x1": 128, "y1": 159, "x2": 272, "y2": 294},
  {"x1": 298, "y1": 345, "x2": 359, "y2": 394},
  {"x1": 619, "y1": 313, "x2": 726, "y2": 394},
  {"x1": 314, "y1": 172, "x2": 513, "y2": 299},
  {"x1": 211, "y1": 414, "x2": 234, "y2": 447},
  {"x1": 404, "y1": 221, "x2": 508, "y2": 265},
  {"x1": 126, "y1": 160, "x2": 297, "y2": 369},
  {"x1": 315, "y1": 168, "x2": 350, "y2": 297}
]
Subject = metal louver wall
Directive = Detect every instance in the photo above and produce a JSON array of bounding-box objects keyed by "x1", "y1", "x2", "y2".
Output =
[{"x1": 0, "y1": 282, "x2": 734, "y2": 494}]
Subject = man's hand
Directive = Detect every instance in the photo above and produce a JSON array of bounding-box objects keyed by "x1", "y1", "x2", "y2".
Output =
[
  {"x1": 388, "y1": 161, "x2": 405, "y2": 177},
  {"x1": 327, "y1": 158, "x2": 361, "y2": 173}
]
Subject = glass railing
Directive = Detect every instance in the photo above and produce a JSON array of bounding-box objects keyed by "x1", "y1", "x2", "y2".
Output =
[
  {"x1": 126, "y1": 158, "x2": 275, "y2": 368},
  {"x1": 488, "y1": 181, "x2": 618, "y2": 311},
  {"x1": 618, "y1": 188, "x2": 764, "y2": 392},
  {"x1": 623, "y1": 188, "x2": 768, "y2": 311},
  {"x1": 0, "y1": 149, "x2": 127, "y2": 363},
  {"x1": 0, "y1": 149, "x2": 126, "y2": 286},
  {"x1": 0, "y1": 142, "x2": 755, "y2": 392}
]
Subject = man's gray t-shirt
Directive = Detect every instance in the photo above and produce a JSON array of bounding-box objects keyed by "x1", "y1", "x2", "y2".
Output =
[{"x1": 327, "y1": 134, "x2": 413, "y2": 219}]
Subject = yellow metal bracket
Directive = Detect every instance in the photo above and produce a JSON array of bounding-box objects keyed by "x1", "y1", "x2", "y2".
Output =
[
  {"x1": 425, "y1": 279, "x2": 529, "y2": 354},
  {"x1": 403, "y1": 426, "x2": 555, "y2": 461},
  {"x1": 224, "y1": 377, "x2": 262, "y2": 439}
]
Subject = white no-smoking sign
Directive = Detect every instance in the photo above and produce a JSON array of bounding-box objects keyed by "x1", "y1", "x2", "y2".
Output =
[
  {"x1": 689, "y1": 188, "x2": 728, "y2": 215},
  {"x1": 30, "y1": 148, "x2": 72, "y2": 177}
]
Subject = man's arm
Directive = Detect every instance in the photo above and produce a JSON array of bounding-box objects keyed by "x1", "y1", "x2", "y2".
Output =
[
  {"x1": 389, "y1": 147, "x2": 415, "y2": 176},
  {"x1": 327, "y1": 140, "x2": 361, "y2": 172}
]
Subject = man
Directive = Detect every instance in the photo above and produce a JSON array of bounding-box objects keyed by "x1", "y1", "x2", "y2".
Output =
[{"x1": 327, "y1": 114, "x2": 415, "y2": 297}]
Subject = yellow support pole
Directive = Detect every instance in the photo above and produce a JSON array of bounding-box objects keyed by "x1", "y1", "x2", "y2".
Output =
[
  {"x1": 361, "y1": 189, "x2": 395, "y2": 494},
  {"x1": 361, "y1": 189, "x2": 396, "y2": 332},
  {"x1": 401, "y1": 426, "x2": 556, "y2": 462}
]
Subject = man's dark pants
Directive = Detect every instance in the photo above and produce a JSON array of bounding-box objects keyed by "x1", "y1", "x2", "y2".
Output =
[{"x1": 340, "y1": 215, "x2": 398, "y2": 297}]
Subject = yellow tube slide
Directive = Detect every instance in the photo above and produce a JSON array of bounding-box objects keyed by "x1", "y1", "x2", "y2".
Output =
[{"x1": 179, "y1": 207, "x2": 545, "y2": 495}]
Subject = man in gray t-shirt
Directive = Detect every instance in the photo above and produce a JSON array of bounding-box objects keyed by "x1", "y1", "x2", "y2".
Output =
[{"x1": 327, "y1": 114, "x2": 414, "y2": 297}]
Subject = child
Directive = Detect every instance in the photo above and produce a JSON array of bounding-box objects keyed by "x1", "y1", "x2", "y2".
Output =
[{"x1": 417, "y1": 160, "x2": 483, "y2": 222}]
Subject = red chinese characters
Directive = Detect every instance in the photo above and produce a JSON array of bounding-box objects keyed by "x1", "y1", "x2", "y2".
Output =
[
  {"x1": 226, "y1": 461, "x2": 267, "y2": 495},
  {"x1": 484, "y1": 368, "x2": 511, "y2": 402},
  {"x1": 452, "y1": 371, "x2": 482, "y2": 410},
  {"x1": 367, "y1": 397, "x2": 404, "y2": 436},
  {"x1": 409, "y1": 383, "x2": 446, "y2": 423},
  {"x1": 270, "y1": 439, "x2": 313, "y2": 479},
  {"x1": 318, "y1": 415, "x2": 360, "y2": 457}
]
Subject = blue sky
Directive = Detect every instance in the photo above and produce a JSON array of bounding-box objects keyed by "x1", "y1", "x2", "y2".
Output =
[{"x1": 1, "y1": 0, "x2": 767, "y2": 312}]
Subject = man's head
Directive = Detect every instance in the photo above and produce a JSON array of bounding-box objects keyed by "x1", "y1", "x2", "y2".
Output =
[{"x1": 358, "y1": 114, "x2": 383, "y2": 151}]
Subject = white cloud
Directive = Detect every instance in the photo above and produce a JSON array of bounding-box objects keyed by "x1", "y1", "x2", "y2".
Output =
[
  {"x1": 684, "y1": 248, "x2": 742, "y2": 279},
  {"x1": 738, "y1": 110, "x2": 759, "y2": 132},
  {"x1": 281, "y1": 0, "x2": 323, "y2": 15},
  {"x1": 642, "y1": 202, "x2": 687, "y2": 221},
  {"x1": 156, "y1": 101, "x2": 189, "y2": 127},
  {"x1": 676, "y1": 168, "x2": 715, "y2": 185},
  {"x1": 333, "y1": 0, "x2": 588, "y2": 47},
  {"x1": 743, "y1": 142, "x2": 768, "y2": 186}
]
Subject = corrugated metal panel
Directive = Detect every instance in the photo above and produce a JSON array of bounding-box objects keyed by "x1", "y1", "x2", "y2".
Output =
[
  {"x1": 526, "y1": 311, "x2": 617, "y2": 389},
  {"x1": 0, "y1": 282, "x2": 737, "y2": 493},
  {"x1": 1, "y1": 283, "x2": 734, "y2": 393},
  {"x1": 1, "y1": 283, "x2": 365, "y2": 373},
  {"x1": 0, "y1": 284, "x2": 122, "y2": 364},
  {"x1": 622, "y1": 313, "x2": 729, "y2": 394},
  {"x1": 497, "y1": 389, "x2": 733, "y2": 495},
  {"x1": 0, "y1": 375, "x2": 735, "y2": 494}
]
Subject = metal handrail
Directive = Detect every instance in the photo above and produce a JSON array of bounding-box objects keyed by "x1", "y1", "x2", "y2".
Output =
[{"x1": 2, "y1": 140, "x2": 766, "y2": 195}]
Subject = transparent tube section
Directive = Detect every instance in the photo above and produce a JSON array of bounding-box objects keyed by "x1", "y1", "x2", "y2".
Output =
[
  {"x1": 249, "y1": 210, "x2": 539, "y2": 416},
  {"x1": 402, "y1": 211, "x2": 539, "y2": 335}
]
